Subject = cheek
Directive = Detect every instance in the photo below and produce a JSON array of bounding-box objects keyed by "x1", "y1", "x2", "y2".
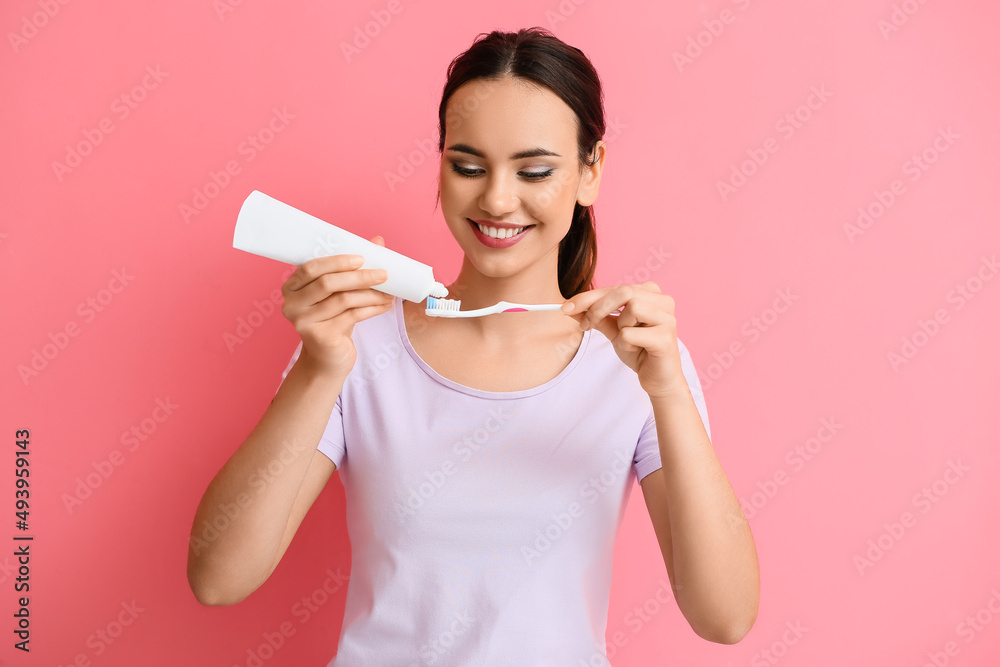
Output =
[
  {"x1": 438, "y1": 177, "x2": 459, "y2": 209},
  {"x1": 440, "y1": 176, "x2": 484, "y2": 217},
  {"x1": 524, "y1": 176, "x2": 578, "y2": 221},
  {"x1": 439, "y1": 179, "x2": 472, "y2": 228}
]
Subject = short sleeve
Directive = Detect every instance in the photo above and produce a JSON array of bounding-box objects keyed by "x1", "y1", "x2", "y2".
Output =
[
  {"x1": 274, "y1": 340, "x2": 347, "y2": 469},
  {"x1": 633, "y1": 337, "x2": 712, "y2": 482}
]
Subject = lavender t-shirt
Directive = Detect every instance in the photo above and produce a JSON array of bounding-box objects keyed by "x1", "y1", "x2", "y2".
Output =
[{"x1": 276, "y1": 296, "x2": 710, "y2": 666}]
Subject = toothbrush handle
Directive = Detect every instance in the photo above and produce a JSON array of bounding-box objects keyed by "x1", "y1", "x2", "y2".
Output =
[
  {"x1": 520, "y1": 303, "x2": 564, "y2": 311},
  {"x1": 428, "y1": 302, "x2": 566, "y2": 317}
]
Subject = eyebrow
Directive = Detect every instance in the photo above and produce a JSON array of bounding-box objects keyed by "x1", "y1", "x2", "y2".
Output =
[{"x1": 445, "y1": 143, "x2": 562, "y2": 160}]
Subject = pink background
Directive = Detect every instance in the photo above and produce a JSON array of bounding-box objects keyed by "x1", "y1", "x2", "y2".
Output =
[{"x1": 3, "y1": 0, "x2": 999, "y2": 665}]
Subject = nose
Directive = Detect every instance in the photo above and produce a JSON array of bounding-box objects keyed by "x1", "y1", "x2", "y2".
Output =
[{"x1": 477, "y1": 171, "x2": 520, "y2": 218}]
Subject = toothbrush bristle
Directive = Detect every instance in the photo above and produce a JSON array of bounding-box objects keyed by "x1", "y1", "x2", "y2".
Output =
[{"x1": 427, "y1": 296, "x2": 461, "y2": 311}]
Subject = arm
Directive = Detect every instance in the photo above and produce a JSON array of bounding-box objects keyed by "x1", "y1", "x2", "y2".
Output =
[
  {"x1": 639, "y1": 386, "x2": 759, "y2": 644},
  {"x1": 186, "y1": 354, "x2": 344, "y2": 606},
  {"x1": 558, "y1": 281, "x2": 760, "y2": 641}
]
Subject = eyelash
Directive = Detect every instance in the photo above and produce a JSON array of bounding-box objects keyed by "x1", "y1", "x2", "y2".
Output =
[{"x1": 449, "y1": 163, "x2": 554, "y2": 181}]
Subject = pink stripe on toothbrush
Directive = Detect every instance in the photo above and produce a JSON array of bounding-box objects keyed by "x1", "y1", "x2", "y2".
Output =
[{"x1": 502, "y1": 308, "x2": 528, "y2": 312}]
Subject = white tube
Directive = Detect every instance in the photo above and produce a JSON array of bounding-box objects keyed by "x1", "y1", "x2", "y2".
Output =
[{"x1": 233, "y1": 190, "x2": 448, "y2": 303}]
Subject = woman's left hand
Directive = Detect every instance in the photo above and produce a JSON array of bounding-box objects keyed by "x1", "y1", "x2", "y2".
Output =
[{"x1": 561, "y1": 282, "x2": 688, "y2": 400}]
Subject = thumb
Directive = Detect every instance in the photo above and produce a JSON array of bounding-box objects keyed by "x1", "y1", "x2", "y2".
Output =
[{"x1": 371, "y1": 235, "x2": 385, "y2": 247}]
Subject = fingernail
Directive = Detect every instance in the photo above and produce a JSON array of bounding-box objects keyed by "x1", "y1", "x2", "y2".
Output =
[{"x1": 561, "y1": 302, "x2": 575, "y2": 313}]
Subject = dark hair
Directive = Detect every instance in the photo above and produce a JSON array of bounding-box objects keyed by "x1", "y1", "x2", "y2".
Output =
[{"x1": 435, "y1": 27, "x2": 606, "y2": 299}]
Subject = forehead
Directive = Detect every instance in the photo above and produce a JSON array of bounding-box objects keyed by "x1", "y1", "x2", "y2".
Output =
[{"x1": 445, "y1": 77, "x2": 578, "y2": 153}]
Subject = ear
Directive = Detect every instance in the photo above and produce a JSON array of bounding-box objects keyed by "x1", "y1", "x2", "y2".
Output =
[{"x1": 576, "y1": 140, "x2": 606, "y2": 207}]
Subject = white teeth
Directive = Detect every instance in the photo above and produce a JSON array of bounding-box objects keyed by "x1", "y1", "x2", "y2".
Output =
[{"x1": 476, "y1": 223, "x2": 526, "y2": 239}]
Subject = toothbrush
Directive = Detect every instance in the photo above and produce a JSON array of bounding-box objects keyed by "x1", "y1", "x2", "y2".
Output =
[{"x1": 425, "y1": 296, "x2": 564, "y2": 318}]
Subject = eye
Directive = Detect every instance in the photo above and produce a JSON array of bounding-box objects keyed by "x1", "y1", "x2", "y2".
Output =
[
  {"x1": 449, "y1": 163, "x2": 554, "y2": 181},
  {"x1": 450, "y1": 164, "x2": 483, "y2": 178},
  {"x1": 521, "y1": 169, "x2": 554, "y2": 181}
]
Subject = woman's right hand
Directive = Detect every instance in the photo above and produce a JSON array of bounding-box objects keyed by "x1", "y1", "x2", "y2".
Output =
[{"x1": 280, "y1": 235, "x2": 394, "y2": 378}]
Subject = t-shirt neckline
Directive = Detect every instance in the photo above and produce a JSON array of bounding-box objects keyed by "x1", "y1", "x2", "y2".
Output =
[{"x1": 394, "y1": 296, "x2": 591, "y2": 399}]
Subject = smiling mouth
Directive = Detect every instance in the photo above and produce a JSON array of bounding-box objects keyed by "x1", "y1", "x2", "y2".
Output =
[{"x1": 468, "y1": 219, "x2": 536, "y2": 239}]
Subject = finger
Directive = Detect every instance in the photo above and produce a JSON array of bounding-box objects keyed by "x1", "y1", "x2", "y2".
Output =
[
  {"x1": 583, "y1": 285, "x2": 640, "y2": 329},
  {"x1": 560, "y1": 285, "x2": 618, "y2": 316},
  {"x1": 615, "y1": 324, "x2": 644, "y2": 354},
  {"x1": 285, "y1": 254, "x2": 365, "y2": 292},
  {"x1": 297, "y1": 268, "x2": 388, "y2": 307},
  {"x1": 299, "y1": 286, "x2": 394, "y2": 324},
  {"x1": 641, "y1": 280, "x2": 662, "y2": 294},
  {"x1": 587, "y1": 311, "x2": 621, "y2": 342},
  {"x1": 618, "y1": 324, "x2": 674, "y2": 357},
  {"x1": 560, "y1": 299, "x2": 620, "y2": 341},
  {"x1": 371, "y1": 235, "x2": 385, "y2": 247},
  {"x1": 617, "y1": 296, "x2": 671, "y2": 329}
]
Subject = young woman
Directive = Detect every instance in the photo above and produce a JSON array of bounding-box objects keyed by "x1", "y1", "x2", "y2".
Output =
[{"x1": 188, "y1": 27, "x2": 759, "y2": 665}]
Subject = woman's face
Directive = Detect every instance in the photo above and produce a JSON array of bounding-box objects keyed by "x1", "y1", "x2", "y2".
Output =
[{"x1": 439, "y1": 76, "x2": 602, "y2": 280}]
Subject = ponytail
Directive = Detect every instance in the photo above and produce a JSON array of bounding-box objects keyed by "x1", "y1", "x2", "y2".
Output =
[{"x1": 558, "y1": 203, "x2": 597, "y2": 299}]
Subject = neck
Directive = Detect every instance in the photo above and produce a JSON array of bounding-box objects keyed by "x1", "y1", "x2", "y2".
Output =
[{"x1": 442, "y1": 249, "x2": 569, "y2": 341}]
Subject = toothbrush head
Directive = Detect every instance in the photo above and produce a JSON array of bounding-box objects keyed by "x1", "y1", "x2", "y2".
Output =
[{"x1": 426, "y1": 296, "x2": 462, "y2": 315}]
